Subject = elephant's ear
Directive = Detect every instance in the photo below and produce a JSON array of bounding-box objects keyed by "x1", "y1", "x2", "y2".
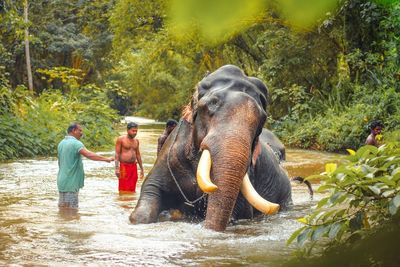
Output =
[
  {"x1": 249, "y1": 77, "x2": 269, "y2": 111},
  {"x1": 182, "y1": 86, "x2": 199, "y2": 124}
]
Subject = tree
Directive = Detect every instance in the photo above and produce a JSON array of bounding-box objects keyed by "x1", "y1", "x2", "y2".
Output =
[{"x1": 23, "y1": 0, "x2": 33, "y2": 91}]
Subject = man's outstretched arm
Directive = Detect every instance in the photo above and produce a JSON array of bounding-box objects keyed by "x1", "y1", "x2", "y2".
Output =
[{"x1": 80, "y1": 148, "x2": 114, "y2": 162}]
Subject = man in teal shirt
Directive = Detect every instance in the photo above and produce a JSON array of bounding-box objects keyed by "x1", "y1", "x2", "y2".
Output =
[{"x1": 57, "y1": 123, "x2": 114, "y2": 209}]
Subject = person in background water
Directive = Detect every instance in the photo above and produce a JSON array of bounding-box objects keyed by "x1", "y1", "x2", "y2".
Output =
[
  {"x1": 365, "y1": 120, "x2": 384, "y2": 147},
  {"x1": 157, "y1": 119, "x2": 178, "y2": 155},
  {"x1": 57, "y1": 122, "x2": 114, "y2": 209},
  {"x1": 115, "y1": 122, "x2": 144, "y2": 193}
]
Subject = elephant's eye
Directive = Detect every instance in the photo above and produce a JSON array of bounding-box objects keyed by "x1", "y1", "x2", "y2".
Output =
[{"x1": 207, "y1": 97, "x2": 220, "y2": 115}]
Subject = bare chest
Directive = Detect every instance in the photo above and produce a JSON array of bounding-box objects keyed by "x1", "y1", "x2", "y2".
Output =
[{"x1": 121, "y1": 138, "x2": 138, "y2": 151}]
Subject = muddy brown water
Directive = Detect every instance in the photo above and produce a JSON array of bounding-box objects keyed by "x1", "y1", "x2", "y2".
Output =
[{"x1": 0, "y1": 124, "x2": 341, "y2": 266}]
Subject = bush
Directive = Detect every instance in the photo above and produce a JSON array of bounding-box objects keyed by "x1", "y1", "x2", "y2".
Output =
[
  {"x1": 274, "y1": 84, "x2": 400, "y2": 152},
  {"x1": 287, "y1": 143, "x2": 400, "y2": 264},
  {"x1": 0, "y1": 84, "x2": 118, "y2": 160}
]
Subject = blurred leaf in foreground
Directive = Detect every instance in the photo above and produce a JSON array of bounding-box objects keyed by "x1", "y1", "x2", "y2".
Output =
[
  {"x1": 167, "y1": 0, "x2": 266, "y2": 43},
  {"x1": 277, "y1": 0, "x2": 341, "y2": 30}
]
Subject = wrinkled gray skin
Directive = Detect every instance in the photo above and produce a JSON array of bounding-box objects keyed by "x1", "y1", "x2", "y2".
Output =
[
  {"x1": 130, "y1": 65, "x2": 292, "y2": 231},
  {"x1": 260, "y1": 128, "x2": 286, "y2": 161}
]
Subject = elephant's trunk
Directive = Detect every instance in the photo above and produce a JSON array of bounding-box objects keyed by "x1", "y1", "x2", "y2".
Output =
[{"x1": 202, "y1": 136, "x2": 251, "y2": 231}]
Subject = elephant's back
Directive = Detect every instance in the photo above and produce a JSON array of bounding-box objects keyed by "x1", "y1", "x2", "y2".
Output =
[
  {"x1": 259, "y1": 128, "x2": 285, "y2": 161},
  {"x1": 253, "y1": 143, "x2": 292, "y2": 208}
]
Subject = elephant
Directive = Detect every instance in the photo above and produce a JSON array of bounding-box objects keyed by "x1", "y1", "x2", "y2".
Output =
[
  {"x1": 130, "y1": 65, "x2": 292, "y2": 231},
  {"x1": 260, "y1": 128, "x2": 286, "y2": 161}
]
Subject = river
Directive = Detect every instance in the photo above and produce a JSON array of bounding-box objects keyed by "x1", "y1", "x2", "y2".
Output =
[{"x1": 0, "y1": 122, "x2": 340, "y2": 266}]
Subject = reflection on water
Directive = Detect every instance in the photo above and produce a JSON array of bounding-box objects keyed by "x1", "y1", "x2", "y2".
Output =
[
  {"x1": 0, "y1": 124, "x2": 342, "y2": 266},
  {"x1": 58, "y1": 208, "x2": 81, "y2": 221}
]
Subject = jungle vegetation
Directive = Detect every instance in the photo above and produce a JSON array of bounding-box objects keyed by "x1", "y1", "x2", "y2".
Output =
[
  {"x1": 1, "y1": 0, "x2": 399, "y2": 161},
  {"x1": 1, "y1": 0, "x2": 400, "y2": 265},
  {"x1": 285, "y1": 144, "x2": 400, "y2": 267}
]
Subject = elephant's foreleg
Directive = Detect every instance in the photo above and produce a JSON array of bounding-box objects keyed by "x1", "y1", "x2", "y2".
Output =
[{"x1": 129, "y1": 196, "x2": 161, "y2": 224}]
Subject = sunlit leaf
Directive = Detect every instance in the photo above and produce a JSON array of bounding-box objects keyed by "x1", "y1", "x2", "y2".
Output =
[
  {"x1": 330, "y1": 191, "x2": 344, "y2": 204},
  {"x1": 334, "y1": 209, "x2": 347, "y2": 219},
  {"x1": 328, "y1": 222, "x2": 342, "y2": 239},
  {"x1": 391, "y1": 167, "x2": 400, "y2": 176},
  {"x1": 321, "y1": 209, "x2": 337, "y2": 220},
  {"x1": 316, "y1": 196, "x2": 330, "y2": 208},
  {"x1": 393, "y1": 194, "x2": 400, "y2": 208},
  {"x1": 357, "y1": 145, "x2": 378, "y2": 158},
  {"x1": 382, "y1": 189, "x2": 396, "y2": 198},
  {"x1": 389, "y1": 201, "x2": 398, "y2": 215},
  {"x1": 311, "y1": 225, "x2": 328, "y2": 241},
  {"x1": 325, "y1": 163, "x2": 337, "y2": 173},
  {"x1": 287, "y1": 226, "x2": 306, "y2": 245},
  {"x1": 316, "y1": 184, "x2": 336, "y2": 193},
  {"x1": 393, "y1": 172, "x2": 400, "y2": 182},
  {"x1": 376, "y1": 177, "x2": 395, "y2": 187},
  {"x1": 368, "y1": 185, "x2": 381, "y2": 195},
  {"x1": 346, "y1": 149, "x2": 356, "y2": 155},
  {"x1": 365, "y1": 173, "x2": 375, "y2": 178},
  {"x1": 297, "y1": 217, "x2": 308, "y2": 224},
  {"x1": 297, "y1": 228, "x2": 312, "y2": 246}
]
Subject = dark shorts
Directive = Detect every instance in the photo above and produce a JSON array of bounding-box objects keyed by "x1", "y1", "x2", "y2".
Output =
[{"x1": 58, "y1": 192, "x2": 79, "y2": 209}]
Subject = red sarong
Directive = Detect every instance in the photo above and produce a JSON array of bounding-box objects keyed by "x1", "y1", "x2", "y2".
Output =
[{"x1": 119, "y1": 162, "x2": 138, "y2": 193}]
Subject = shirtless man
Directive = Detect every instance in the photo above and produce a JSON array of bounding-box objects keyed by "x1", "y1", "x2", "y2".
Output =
[
  {"x1": 365, "y1": 120, "x2": 384, "y2": 147},
  {"x1": 115, "y1": 122, "x2": 144, "y2": 193},
  {"x1": 157, "y1": 119, "x2": 178, "y2": 155}
]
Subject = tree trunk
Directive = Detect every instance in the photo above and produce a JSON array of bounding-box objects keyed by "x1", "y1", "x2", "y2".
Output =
[{"x1": 24, "y1": 0, "x2": 33, "y2": 92}]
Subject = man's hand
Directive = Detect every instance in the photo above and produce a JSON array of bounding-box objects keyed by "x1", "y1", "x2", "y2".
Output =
[
  {"x1": 106, "y1": 157, "x2": 114, "y2": 163},
  {"x1": 115, "y1": 169, "x2": 120, "y2": 178},
  {"x1": 140, "y1": 169, "x2": 144, "y2": 180}
]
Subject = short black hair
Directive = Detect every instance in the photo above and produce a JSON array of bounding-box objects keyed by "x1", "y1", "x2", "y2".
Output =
[
  {"x1": 166, "y1": 119, "x2": 178, "y2": 127},
  {"x1": 369, "y1": 120, "x2": 384, "y2": 130},
  {"x1": 67, "y1": 122, "x2": 80, "y2": 133},
  {"x1": 127, "y1": 122, "x2": 138, "y2": 129}
]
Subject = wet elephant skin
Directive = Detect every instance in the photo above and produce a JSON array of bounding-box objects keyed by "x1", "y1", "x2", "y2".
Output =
[{"x1": 129, "y1": 65, "x2": 292, "y2": 231}]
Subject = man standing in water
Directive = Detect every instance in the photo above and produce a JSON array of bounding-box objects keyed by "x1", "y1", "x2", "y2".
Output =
[
  {"x1": 57, "y1": 122, "x2": 114, "y2": 209},
  {"x1": 365, "y1": 120, "x2": 384, "y2": 147},
  {"x1": 115, "y1": 122, "x2": 144, "y2": 193},
  {"x1": 157, "y1": 119, "x2": 178, "y2": 155}
]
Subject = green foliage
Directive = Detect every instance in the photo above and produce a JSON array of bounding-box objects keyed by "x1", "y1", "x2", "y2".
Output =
[
  {"x1": 1, "y1": 0, "x2": 399, "y2": 155},
  {"x1": 109, "y1": 0, "x2": 167, "y2": 59},
  {"x1": 271, "y1": 0, "x2": 400, "y2": 151},
  {"x1": 284, "y1": 217, "x2": 400, "y2": 267},
  {"x1": 288, "y1": 143, "x2": 400, "y2": 258},
  {"x1": 0, "y1": 75, "x2": 118, "y2": 160},
  {"x1": 0, "y1": 0, "x2": 115, "y2": 91},
  {"x1": 37, "y1": 67, "x2": 83, "y2": 92},
  {"x1": 275, "y1": 83, "x2": 400, "y2": 152}
]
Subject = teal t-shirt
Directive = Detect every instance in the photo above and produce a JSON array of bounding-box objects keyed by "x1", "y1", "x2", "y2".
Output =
[{"x1": 57, "y1": 136, "x2": 85, "y2": 192}]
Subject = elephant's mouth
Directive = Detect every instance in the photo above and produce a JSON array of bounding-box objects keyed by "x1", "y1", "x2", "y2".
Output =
[{"x1": 196, "y1": 149, "x2": 279, "y2": 217}]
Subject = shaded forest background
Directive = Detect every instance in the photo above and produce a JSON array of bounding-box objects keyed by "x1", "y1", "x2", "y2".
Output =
[{"x1": 0, "y1": 0, "x2": 399, "y2": 160}]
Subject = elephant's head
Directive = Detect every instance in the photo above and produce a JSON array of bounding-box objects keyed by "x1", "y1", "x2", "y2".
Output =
[{"x1": 183, "y1": 65, "x2": 278, "y2": 231}]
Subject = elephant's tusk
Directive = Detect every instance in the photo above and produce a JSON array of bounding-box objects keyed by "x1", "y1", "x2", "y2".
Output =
[
  {"x1": 196, "y1": 149, "x2": 218, "y2": 193},
  {"x1": 241, "y1": 174, "x2": 280, "y2": 215}
]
